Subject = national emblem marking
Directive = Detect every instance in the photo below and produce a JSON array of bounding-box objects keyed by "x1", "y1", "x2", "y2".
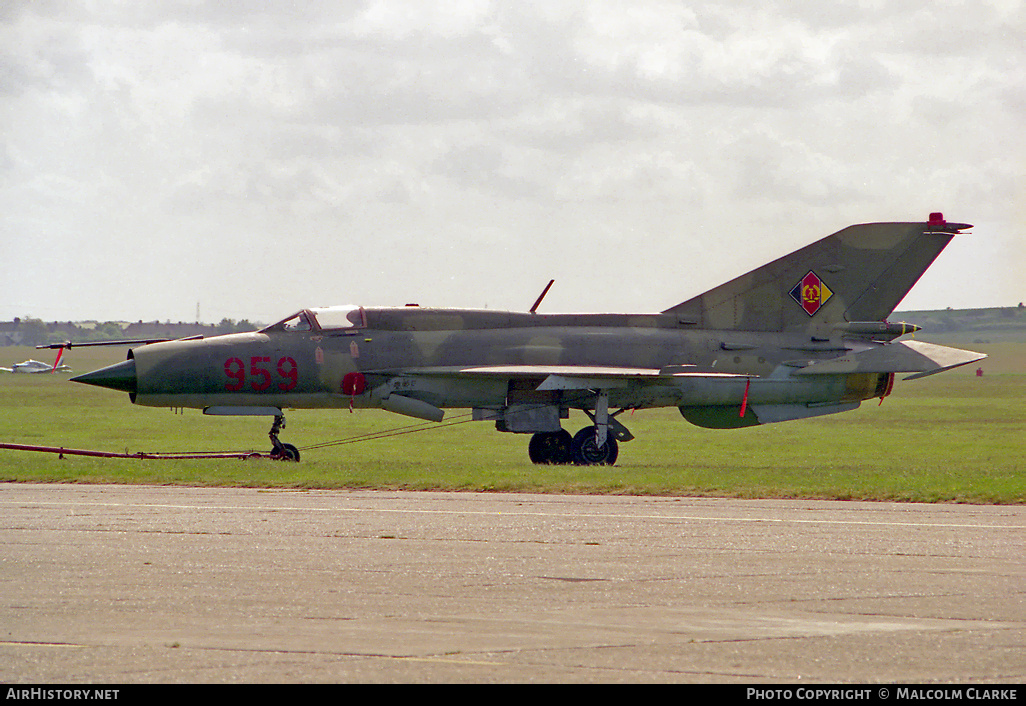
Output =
[{"x1": 789, "y1": 271, "x2": 833, "y2": 316}]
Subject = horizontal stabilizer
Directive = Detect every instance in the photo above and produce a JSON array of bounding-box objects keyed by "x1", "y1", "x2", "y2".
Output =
[{"x1": 794, "y1": 340, "x2": 986, "y2": 379}]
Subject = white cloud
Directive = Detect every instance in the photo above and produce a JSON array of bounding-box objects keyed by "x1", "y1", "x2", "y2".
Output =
[{"x1": 1, "y1": 1, "x2": 1022, "y2": 322}]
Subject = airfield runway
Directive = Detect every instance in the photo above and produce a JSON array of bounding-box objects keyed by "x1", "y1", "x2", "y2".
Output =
[{"x1": 0, "y1": 484, "x2": 1023, "y2": 683}]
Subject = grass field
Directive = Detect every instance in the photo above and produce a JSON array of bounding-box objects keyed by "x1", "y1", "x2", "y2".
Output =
[{"x1": 1, "y1": 343, "x2": 1022, "y2": 503}]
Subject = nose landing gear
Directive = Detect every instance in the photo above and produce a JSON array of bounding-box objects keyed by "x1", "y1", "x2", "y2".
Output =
[{"x1": 268, "y1": 414, "x2": 300, "y2": 462}]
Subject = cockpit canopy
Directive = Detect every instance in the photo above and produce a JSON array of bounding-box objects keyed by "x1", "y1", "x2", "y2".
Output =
[{"x1": 262, "y1": 306, "x2": 366, "y2": 333}]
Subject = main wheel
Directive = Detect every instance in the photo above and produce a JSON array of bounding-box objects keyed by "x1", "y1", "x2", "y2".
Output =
[
  {"x1": 571, "y1": 427, "x2": 618, "y2": 466},
  {"x1": 528, "y1": 430, "x2": 573, "y2": 465}
]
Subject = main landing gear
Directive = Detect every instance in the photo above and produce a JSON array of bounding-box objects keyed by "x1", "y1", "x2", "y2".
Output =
[
  {"x1": 528, "y1": 429, "x2": 573, "y2": 465},
  {"x1": 528, "y1": 426, "x2": 619, "y2": 466},
  {"x1": 268, "y1": 414, "x2": 300, "y2": 462},
  {"x1": 528, "y1": 393, "x2": 631, "y2": 466}
]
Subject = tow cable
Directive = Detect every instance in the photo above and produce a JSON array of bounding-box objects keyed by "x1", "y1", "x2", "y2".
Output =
[
  {"x1": 299, "y1": 411, "x2": 477, "y2": 452},
  {"x1": 0, "y1": 413, "x2": 478, "y2": 461},
  {"x1": 0, "y1": 443, "x2": 266, "y2": 460}
]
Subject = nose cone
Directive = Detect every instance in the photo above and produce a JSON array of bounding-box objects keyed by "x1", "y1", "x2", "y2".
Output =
[{"x1": 71, "y1": 359, "x2": 137, "y2": 394}]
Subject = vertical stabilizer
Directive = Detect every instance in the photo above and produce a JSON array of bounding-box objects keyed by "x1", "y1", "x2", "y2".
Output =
[{"x1": 663, "y1": 216, "x2": 971, "y2": 333}]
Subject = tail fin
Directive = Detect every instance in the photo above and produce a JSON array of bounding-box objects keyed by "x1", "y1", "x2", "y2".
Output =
[{"x1": 663, "y1": 215, "x2": 971, "y2": 333}]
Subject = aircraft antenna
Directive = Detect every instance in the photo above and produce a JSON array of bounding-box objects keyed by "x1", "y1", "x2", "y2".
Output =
[{"x1": 530, "y1": 280, "x2": 555, "y2": 314}]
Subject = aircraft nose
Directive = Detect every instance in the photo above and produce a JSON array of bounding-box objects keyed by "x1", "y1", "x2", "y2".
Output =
[{"x1": 71, "y1": 359, "x2": 137, "y2": 394}]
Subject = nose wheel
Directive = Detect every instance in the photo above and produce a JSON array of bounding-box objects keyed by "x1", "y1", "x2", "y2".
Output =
[{"x1": 268, "y1": 414, "x2": 300, "y2": 462}]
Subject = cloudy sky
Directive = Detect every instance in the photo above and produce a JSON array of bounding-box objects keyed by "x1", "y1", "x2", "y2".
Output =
[{"x1": 2, "y1": 1, "x2": 1023, "y2": 325}]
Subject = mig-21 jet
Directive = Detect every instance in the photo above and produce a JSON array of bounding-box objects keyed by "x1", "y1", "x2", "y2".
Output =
[{"x1": 70, "y1": 213, "x2": 986, "y2": 464}]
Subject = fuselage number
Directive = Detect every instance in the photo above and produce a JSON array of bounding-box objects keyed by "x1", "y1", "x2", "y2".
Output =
[{"x1": 224, "y1": 356, "x2": 298, "y2": 392}]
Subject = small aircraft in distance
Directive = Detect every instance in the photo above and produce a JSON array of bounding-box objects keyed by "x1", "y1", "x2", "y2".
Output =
[
  {"x1": 1, "y1": 359, "x2": 72, "y2": 374},
  {"x1": 70, "y1": 213, "x2": 985, "y2": 464}
]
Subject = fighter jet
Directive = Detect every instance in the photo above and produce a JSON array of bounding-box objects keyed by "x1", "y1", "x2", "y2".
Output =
[
  {"x1": 71, "y1": 214, "x2": 985, "y2": 464},
  {"x1": 1, "y1": 359, "x2": 71, "y2": 373}
]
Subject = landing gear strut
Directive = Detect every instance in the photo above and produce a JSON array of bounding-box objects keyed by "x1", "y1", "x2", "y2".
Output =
[{"x1": 268, "y1": 414, "x2": 300, "y2": 462}]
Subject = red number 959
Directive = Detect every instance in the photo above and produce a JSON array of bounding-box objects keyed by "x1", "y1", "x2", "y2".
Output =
[{"x1": 224, "y1": 357, "x2": 298, "y2": 392}]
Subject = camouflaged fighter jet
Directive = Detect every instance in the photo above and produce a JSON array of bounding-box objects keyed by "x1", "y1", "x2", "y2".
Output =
[{"x1": 71, "y1": 213, "x2": 986, "y2": 464}]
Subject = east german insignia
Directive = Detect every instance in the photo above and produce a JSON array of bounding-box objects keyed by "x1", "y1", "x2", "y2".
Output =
[{"x1": 789, "y1": 271, "x2": 833, "y2": 316}]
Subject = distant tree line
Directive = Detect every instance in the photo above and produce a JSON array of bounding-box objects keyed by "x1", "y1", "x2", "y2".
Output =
[
  {"x1": 1, "y1": 317, "x2": 262, "y2": 347},
  {"x1": 895, "y1": 306, "x2": 1025, "y2": 334},
  {"x1": 215, "y1": 318, "x2": 259, "y2": 335}
]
